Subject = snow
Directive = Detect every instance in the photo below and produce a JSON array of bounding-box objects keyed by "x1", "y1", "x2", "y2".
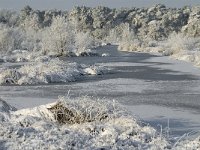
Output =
[
  {"x1": 0, "y1": 97, "x2": 170, "y2": 149},
  {"x1": 102, "y1": 53, "x2": 110, "y2": 57},
  {"x1": 0, "y1": 58, "x2": 107, "y2": 85}
]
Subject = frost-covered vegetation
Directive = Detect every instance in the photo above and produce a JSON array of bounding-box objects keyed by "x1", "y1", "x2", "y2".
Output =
[
  {"x1": 1, "y1": 97, "x2": 200, "y2": 149},
  {"x1": 0, "y1": 97, "x2": 171, "y2": 149},
  {"x1": 1, "y1": 4, "x2": 200, "y2": 65},
  {"x1": 0, "y1": 58, "x2": 106, "y2": 85},
  {"x1": 0, "y1": 7, "x2": 96, "y2": 58}
]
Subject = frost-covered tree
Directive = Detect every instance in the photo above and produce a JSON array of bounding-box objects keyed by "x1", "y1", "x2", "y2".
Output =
[
  {"x1": 74, "y1": 32, "x2": 93, "y2": 54},
  {"x1": 118, "y1": 23, "x2": 141, "y2": 51},
  {"x1": 41, "y1": 16, "x2": 75, "y2": 56},
  {"x1": 106, "y1": 28, "x2": 119, "y2": 44},
  {"x1": 0, "y1": 10, "x2": 19, "y2": 26},
  {"x1": 0, "y1": 25, "x2": 24, "y2": 54}
]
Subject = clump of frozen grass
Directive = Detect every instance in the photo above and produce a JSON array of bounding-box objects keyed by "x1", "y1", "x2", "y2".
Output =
[
  {"x1": 0, "y1": 59, "x2": 107, "y2": 85},
  {"x1": 48, "y1": 96, "x2": 125, "y2": 124}
]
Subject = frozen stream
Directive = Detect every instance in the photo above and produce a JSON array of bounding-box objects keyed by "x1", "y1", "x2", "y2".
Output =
[{"x1": 1, "y1": 45, "x2": 200, "y2": 139}]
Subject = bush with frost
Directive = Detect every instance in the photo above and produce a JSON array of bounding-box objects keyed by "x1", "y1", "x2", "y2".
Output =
[
  {"x1": 182, "y1": 6, "x2": 200, "y2": 37},
  {"x1": 0, "y1": 58, "x2": 107, "y2": 85},
  {"x1": 20, "y1": 16, "x2": 42, "y2": 51},
  {"x1": 74, "y1": 31, "x2": 94, "y2": 55},
  {"x1": 0, "y1": 9, "x2": 19, "y2": 26},
  {"x1": 118, "y1": 23, "x2": 142, "y2": 51},
  {"x1": 41, "y1": 16, "x2": 75, "y2": 56},
  {"x1": 48, "y1": 96, "x2": 124, "y2": 124},
  {"x1": 106, "y1": 28, "x2": 120, "y2": 44},
  {"x1": 162, "y1": 32, "x2": 200, "y2": 56},
  {"x1": 0, "y1": 25, "x2": 24, "y2": 54}
]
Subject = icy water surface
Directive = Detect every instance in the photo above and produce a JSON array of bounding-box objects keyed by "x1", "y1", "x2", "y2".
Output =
[{"x1": 1, "y1": 45, "x2": 200, "y2": 139}]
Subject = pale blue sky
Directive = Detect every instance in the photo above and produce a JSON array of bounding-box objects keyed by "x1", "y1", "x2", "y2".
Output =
[{"x1": 0, "y1": 0, "x2": 200, "y2": 10}]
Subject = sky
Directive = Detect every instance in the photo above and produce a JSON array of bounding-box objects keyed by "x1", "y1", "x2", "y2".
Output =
[{"x1": 0, "y1": 0, "x2": 200, "y2": 10}]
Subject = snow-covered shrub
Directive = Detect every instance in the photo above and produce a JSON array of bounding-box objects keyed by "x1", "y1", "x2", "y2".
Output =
[
  {"x1": 20, "y1": 12, "x2": 41, "y2": 31},
  {"x1": 0, "y1": 25, "x2": 24, "y2": 54},
  {"x1": 182, "y1": 6, "x2": 200, "y2": 37},
  {"x1": 17, "y1": 59, "x2": 81, "y2": 85},
  {"x1": 74, "y1": 31, "x2": 94, "y2": 55},
  {"x1": 0, "y1": 59, "x2": 107, "y2": 85},
  {"x1": 118, "y1": 24, "x2": 142, "y2": 51},
  {"x1": 48, "y1": 96, "x2": 123, "y2": 124},
  {"x1": 162, "y1": 32, "x2": 200, "y2": 56},
  {"x1": 20, "y1": 28, "x2": 42, "y2": 51},
  {"x1": 41, "y1": 16, "x2": 75, "y2": 56},
  {"x1": 106, "y1": 28, "x2": 120, "y2": 44},
  {"x1": 0, "y1": 10, "x2": 19, "y2": 26}
]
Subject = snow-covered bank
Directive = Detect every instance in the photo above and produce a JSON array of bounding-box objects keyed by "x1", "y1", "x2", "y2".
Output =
[
  {"x1": 0, "y1": 58, "x2": 107, "y2": 85},
  {"x1": 1, "y1": 97, "x2": 200, "y2": 149},
  {"x1": 0, "y1": 97, "x2": 170, "y2": 149}
]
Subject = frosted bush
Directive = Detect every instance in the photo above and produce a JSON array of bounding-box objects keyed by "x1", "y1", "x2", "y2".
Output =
[
  {"x1": 17, "y1": 59, "x2": 82, "y2": 84},
  {"x1": 20, "y1": 13, "x2": 41, "y2": 31},
  {"x1": 48, "y1": 96, "x2": 125, "y2": 124},
  {"x1": 106, "y1": 28, "x2": 120, "y2": 44},
  {"x1": 118, "y1": 24, "x2": 142, "y2": 51},
  {"x1": 163, "y1": 32, "x2": 200, "y2": 56},
  {"x1": 0, "y1": 25, "x2": 24, "y2": 54},
  {"x1": 0, "y1": 10, "x2": 19, "y2": 26},
  {"x1": 74, "y1": 31, "x2": 93, "y2": 54},
  {"x1": 20, "y1": 28, "x2": 42, "y2": 51},
  {"x1": 41, "y1": 16, "x2": 75, "y2": 56},
  {"x1": 0, "y1": 59, "x2": 107, "y2": 85}
]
